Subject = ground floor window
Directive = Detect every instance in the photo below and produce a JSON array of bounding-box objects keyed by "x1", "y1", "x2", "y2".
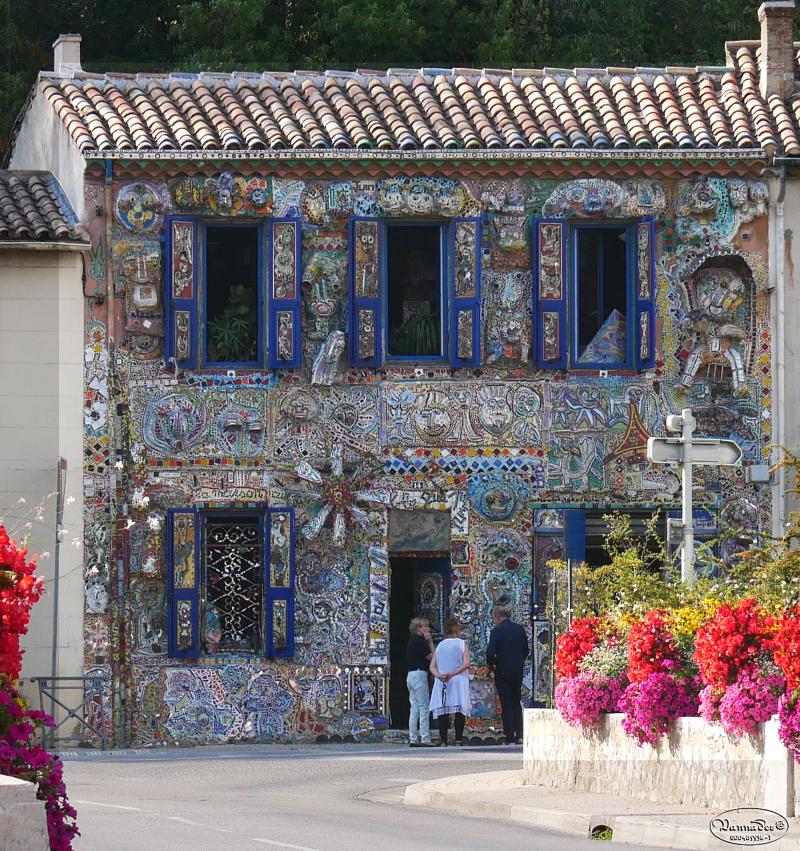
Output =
[
  {"x1": 167, "y1": 506, "x2": 295, "y2": 659},
  {"x1": 204, "y1": 515, "x2": 263, "y2": 654}
]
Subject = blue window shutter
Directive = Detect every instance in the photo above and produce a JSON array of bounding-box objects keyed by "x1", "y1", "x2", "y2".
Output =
[
  {"x1": 268, "y1": 217, "x2": 302, "y2": 368},
  {"x1": 564, "y1": 509, "x2": 586, "y2": 564},
  {"x1": 349, "y1": 217, "x2": 383, "y2": 366},
  {"x1": 532, "y1": 218, "x2": 568, "y2": 369},
  {"x1": 167, "y1": 507, "x2": 200, "y2": 658},
  {"x1": 265, "y1": 508, "x2": 295, "y2": 658},
  {"x1": 635, "y1": 217, "x2": 656, "y2": 370},
  {"x1": 165, "y1": 216, "x2": 198, "y2": 368},
  {"x1": 449, "y1": 217, "x2": 482, "y2": 367}
]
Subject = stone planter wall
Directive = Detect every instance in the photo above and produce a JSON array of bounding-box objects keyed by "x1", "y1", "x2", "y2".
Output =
[
  {"x1": 0, "y1": 775, "x2": 48, "y2": 851},
  {"x1": 523, "y1": 709, "x2": 795, "y2": 816}
]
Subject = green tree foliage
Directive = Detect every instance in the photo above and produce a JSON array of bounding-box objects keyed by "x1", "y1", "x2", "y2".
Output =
[{"x1": 0, "y1": 0, "x2": 785, "y2": 160}]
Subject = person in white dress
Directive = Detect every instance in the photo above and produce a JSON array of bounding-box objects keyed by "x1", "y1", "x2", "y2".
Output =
[{"x1": 429, "y1": 617, "x2": 471, "y2": 746}]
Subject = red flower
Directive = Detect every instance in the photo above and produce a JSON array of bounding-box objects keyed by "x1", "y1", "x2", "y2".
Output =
[
  {"x1": 0, "y1": 525, "x2": 44, "y2": 679},
  {"x1": 774, "y1": 606, "x2": 800, "y2": 694},
  {"x1": 627, "y1": 610, "x2": 684, "y2": 683},
  {"x1": 694, "y1": 598, "x2": 774, "y2": 689},
  {"x1": 555, "y1": 616, "x2": 602, "y2": 679}
]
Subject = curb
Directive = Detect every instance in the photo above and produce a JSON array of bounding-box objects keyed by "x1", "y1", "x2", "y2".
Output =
[{"x1": 402, "y1": 771, "x2": 800, "y2": 850}]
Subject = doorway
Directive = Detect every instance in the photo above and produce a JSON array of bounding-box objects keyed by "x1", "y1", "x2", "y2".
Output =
[{"x1": 388, "y1": 556, "x2": 450, "y2": 729}]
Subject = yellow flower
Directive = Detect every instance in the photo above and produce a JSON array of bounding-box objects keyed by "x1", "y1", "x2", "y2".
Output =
[{"x1": 669, "y1": 598, "x2": 720, "y2": 636}]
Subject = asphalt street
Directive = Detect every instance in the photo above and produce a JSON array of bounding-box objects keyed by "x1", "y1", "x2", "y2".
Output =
[{"x1": 60, "y1": 743, "x2": 663, "y2": 851}]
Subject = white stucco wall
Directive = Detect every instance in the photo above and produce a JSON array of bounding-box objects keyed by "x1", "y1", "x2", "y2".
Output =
[
  {"x1": 0, "y1": 248, "x2": 85, "y2": 707},
  {"x1": 8, "y1": 86, "x2": 86, "y2": 221},
  {"x1": 523, "y1": 709, "x2": 794, "y2": 815}
]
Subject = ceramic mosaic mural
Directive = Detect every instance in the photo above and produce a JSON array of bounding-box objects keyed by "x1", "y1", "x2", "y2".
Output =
[{"x1": 80, "y1": 168, "x2": 774, "y2": 745}]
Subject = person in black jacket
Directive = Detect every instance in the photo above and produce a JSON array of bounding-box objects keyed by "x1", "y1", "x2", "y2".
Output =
[{"x1": 486, "y1": 605, "x2": 529, "y2": 745}]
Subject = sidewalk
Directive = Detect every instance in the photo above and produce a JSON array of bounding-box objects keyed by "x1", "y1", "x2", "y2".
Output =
[{"x1": 403, "y1": 769, "x2": 800, "y2": 850}]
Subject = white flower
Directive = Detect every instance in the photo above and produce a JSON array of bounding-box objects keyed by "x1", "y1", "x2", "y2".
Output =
[
  {"x1": 114, "y1": 460, "x2": 124, "y2": 470},
  {"x1": 125, "y1": 518, "x2": 136, "y2": 530},
  {"x1": 146, "y1": 514, "x2": 162, "y2": 532},
  {"x1": 17, "y1": 497, "x2": 25, "y2": 504},
  {"x1": 66, "y1": 496, "x2": 75, "y2": 505}
]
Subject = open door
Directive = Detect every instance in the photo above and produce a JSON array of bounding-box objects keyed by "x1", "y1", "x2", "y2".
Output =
[{"x1": 388, "y1": 556, "x2": 450, "y2": 729}]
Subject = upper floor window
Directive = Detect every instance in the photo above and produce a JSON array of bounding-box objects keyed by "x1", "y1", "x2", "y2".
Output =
[
  {"x1": 165, "y1": 216, "x2": 302, "y2": 370},
  {"x1": 205, "y1": 225, "x2": 261, "y2": 365},
  {"x1": 350, "y1": 216, "x2": 482, "y2": 368},
  {"x1": 387, "y1": 224, "x2": 444, "y2": 359},
  {"x1": 533, "y1": 217, "x2": 655, "y2": 371}
]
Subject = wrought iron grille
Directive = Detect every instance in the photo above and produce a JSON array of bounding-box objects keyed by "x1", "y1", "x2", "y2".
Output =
[{"x1": 204, "y1": 517, "x2": 263, "y2": 653}]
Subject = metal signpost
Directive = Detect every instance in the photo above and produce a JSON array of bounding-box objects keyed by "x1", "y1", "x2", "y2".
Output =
[{"x1": 646, "y1": 408, "x2": 742, "y2": 587}]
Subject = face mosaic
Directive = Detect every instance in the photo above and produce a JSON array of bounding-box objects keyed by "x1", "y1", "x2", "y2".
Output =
[{"x1": 82, "y1": 168, "x2": 773, "y2": 746}]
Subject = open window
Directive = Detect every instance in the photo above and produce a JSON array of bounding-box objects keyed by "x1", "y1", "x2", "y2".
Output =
[
  {"x1": 386, "y1": 224, "x2": 443, "y2": 359},
  {"x1": 165, "y1": 215, "x2": 302, "y2": 369},
  {"x1": 532, "y1": 217, "x2": 655, "y2": 370},
  {"x1": 205, "y1": 225, "x2": 261, "y2": 366},
  {"x1": 574, "y1": 225, "x2": 629, "y2": 366},
  {"x1": 349, "y1": 216, "x2": 481, "y2": 367}
]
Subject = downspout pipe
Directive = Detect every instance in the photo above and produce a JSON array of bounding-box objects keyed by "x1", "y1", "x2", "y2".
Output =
[{"x1": 774, "y1": 162, "x2": 787, "y2": 539}]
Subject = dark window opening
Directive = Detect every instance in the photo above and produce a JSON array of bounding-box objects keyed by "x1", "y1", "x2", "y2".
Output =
[
  {"x1": 387, "y1": 225, "x2": 442, "y2": 358},
  {"x1": 205, "y1": 226, "x2": 259, "y2": 364},
  {"x1": 576, "y1": 227, "x2": 628, "y2": 365},
  {"x1": 584, "y1": 510, "x2": 666, "y2": 570},
  {"x1": 203, "y1": 515, "x2": 263, "y2": 653}
]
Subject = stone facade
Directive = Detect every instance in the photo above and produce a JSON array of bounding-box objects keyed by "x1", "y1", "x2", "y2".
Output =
[
  {"x1": 70, "y1": 164, "x2": 774, "y2": 746},
  {"x1": 523, "y1": 709, "x2": 794, "y2": 815}
]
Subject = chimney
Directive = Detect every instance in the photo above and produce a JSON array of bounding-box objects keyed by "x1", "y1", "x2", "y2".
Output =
[
  {"x1": 759, "y1": 1, "x2": 795, "y2": 98},
  {"x1": 52, "y1": 34, "x2": 82, "y2": 75}
]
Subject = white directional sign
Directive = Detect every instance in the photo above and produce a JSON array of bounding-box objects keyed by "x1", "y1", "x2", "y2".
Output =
[
  {"x1": 646, "y1": 408, "x2": 743, "y2": 588},
  {"x1": 647, "y1": 436, "x2": 743, "y2": 466}
]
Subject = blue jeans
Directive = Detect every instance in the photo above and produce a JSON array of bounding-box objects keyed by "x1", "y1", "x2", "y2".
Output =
[{"x1": 407, "y1": 670, "x2": 431, "y2": 742}]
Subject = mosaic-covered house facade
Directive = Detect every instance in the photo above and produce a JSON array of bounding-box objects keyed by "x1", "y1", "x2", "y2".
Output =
[{"x1": 10, "y1": 7, "x2": 800, "y2": 744}]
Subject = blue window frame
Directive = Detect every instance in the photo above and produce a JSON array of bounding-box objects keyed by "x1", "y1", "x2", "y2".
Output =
[
  {"x1": 532, "y1": 217, "x2": 655, "y2": 371},
  {"x1": 164, "y1": 215, "x2": 303, "y2": 369},
  {"x1": 349, "y1": 216, "x2": 482, "y2": 367},
  {"x1": 166, "y1": 506, "x2": 295, "y2": 659}
]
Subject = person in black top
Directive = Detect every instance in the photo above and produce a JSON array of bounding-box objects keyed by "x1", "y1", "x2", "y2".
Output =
[
  {"x1": 486, "y1": 604, "x2": 530, "y2": 745},
  {"x1": 406, "y1": 617, "x2": 434, "y2": 746}
]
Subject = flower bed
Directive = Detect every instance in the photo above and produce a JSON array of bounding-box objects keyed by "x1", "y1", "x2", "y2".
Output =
[{"x1": 553, "y1": 598, "x2": 800, "y2": 761}]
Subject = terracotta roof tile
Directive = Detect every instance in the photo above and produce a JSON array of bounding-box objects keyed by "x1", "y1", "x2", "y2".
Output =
[
  {"x1": 34, "y1": 46, "x2": 800, "y2": 154},
  {"x1": 0, "y1": 172, "x2": 84, "y2": 242}
]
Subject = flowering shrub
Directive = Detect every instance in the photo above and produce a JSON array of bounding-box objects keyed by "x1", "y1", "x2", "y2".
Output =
[
  {"x1": 0, "y1": 677, "x2": 78, "y2": 850},
  {"x1": 717, "y1": 662, "x2": 784, "y2": 739},
  {"x1": 555, "y1": 672, "x2": 626, "y2": 728},
  {"x1": 778, "y1": 693, "x2": 800, "y2": 761},
  {"x1": 619, "y1": 672, "x2": 700, "y2": 746},
  {"x1": 0, "y1": 523, "x2": 78, "y2": 849},
  {"x1": 579, "y1": 643, "x2": 628, "y2": 680},
  {"x1": 773, "y1": 606, "x2": 800, "y2": 693},
  {"x1": 694, "y1": 598, "x2": 774, "y2": 689},
  {"x1": 0, "y1": 527, "x2": 43, "y2": 679},
  {"x1": 698, "y1": 685, "x2": 723, "y2": 725},
  {"x1": 627, "y1": 610, "x2": 684, "y2": 682},
  {"x1": 555, "y1": 616, "x2": 602, "y2": 679}
]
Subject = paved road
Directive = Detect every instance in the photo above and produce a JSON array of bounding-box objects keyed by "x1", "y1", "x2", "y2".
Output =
[{"x1": 61, "y1": 743, "x2": 658, "y2": 851}]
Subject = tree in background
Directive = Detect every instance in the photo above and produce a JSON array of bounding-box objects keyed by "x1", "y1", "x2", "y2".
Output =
[{"x1": 0, "y1": 0, "x2": 781, "y2": 161}]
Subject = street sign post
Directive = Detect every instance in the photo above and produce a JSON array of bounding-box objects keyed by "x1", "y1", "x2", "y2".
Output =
[{"x1": 646, "y1": 408, "x2": 742, "y2": 587}]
